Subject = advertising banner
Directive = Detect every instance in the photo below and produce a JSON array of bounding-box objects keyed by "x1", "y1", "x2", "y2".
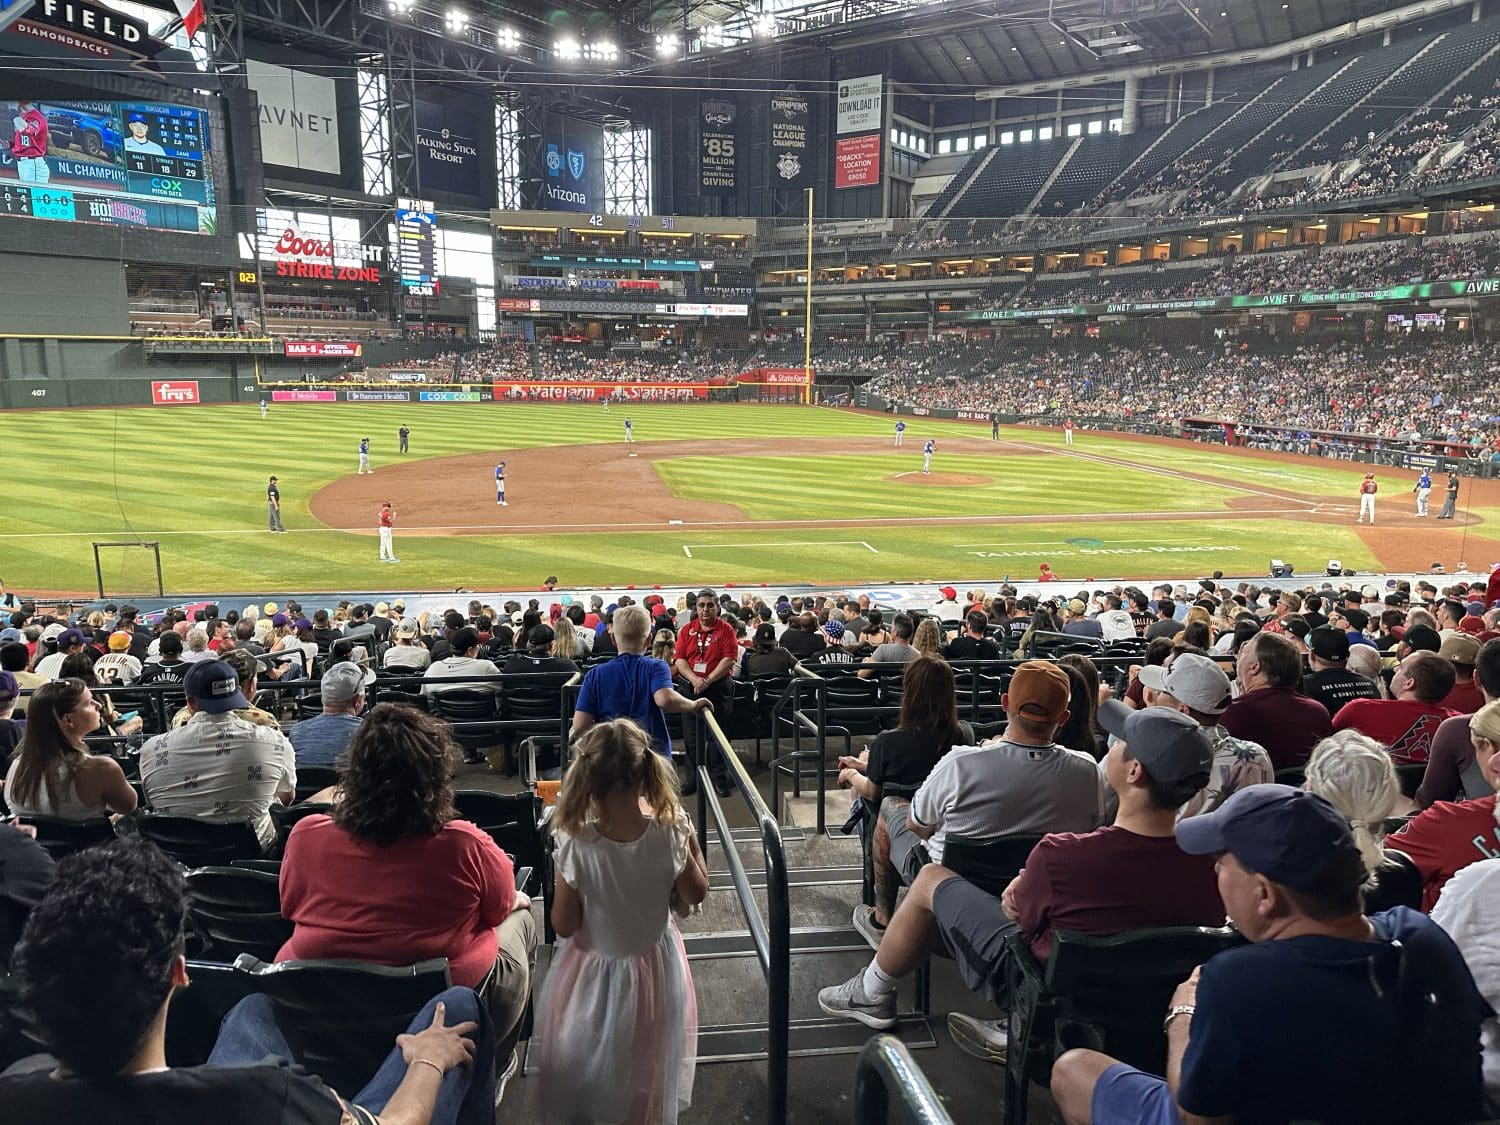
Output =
[
  {"x1": 835, "y1": 134, "x2": 881, "y2": 189},
  {"x1": 836, "y1": 74, "x2": 883, "y2": 135},
  {"x1": 540, "y1": 113, "x2": 604, "y2": 212},
  {"x1": 735, "y1": 367, "x2": 809, "y2": 384},
  {"x1": 768, "y1": 91, "x2": 811, "y2": 190},
  {"x1": 244, "y1": 60, "x2": 341, "y2": 176},
  {"x1": 419, "y1": 390, "x2": 480, "y2": 402},
  {"x1": 497, "y1": 297, "x2": 541, "y2": 313},
  {"x1": 699, "y1": 95, "x2": 738, "y2": 195},
  {"x1": 345, "y1": 389, "x2": 412, "y2": 402},
  {"x1": 284, "y1": 340, "x2": 362, "y2": 357},
  {"x1": 955, "y1": 274, "x2": 1500, "y2": 321},
  {"x1": 151, "y1": 379, "x2": 199, "y2": 404},
  {"x1": 271, "y1": 389, "x2": 335, "y2": 402},
  {"x1": 492, "y1": 381, "x2": 711, "y2": 402},
  {"x1": 416, "y1": 97, "x2": 483, "y2": 198}
]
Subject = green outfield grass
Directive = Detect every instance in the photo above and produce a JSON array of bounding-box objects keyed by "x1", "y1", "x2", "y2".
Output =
[{"x1": 2, "y1": 401, "x2": 1492, "y2": 596}]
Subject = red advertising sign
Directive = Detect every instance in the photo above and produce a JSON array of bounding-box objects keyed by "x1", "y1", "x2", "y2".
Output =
[
  {"x1": 271, "y1": 389, "x2": 337, "y2": 402},
  {"x1": 151, "y1": 380, "x2": 200, "y2": 405},
  {"x1": 835, "y1": 134, "x2": 881, "y2": 189},
  {"x1": 284, "y1": 340, "x2": 364, "y2": 358},
  {"x1": 491, "y1": 381, "x2": 711, "y2": 402},
  {"x1": 497, "y1": 297, "x2": 540, "y2": 313}
]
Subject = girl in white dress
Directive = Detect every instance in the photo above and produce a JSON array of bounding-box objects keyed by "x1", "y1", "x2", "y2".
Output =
[{"x1": 535, "y1": 719, "x2": 708, "y2": 1124}]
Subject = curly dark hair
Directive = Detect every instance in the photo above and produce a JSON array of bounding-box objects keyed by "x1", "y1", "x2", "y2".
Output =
[
  {"x1": 15, "y1": 838, "x2": 188, "y2": 1079},
  {"x1": 332, "y1": 703, "x2": 456, "y2": 847}
]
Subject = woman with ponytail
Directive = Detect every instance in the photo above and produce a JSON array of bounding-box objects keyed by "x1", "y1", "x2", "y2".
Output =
[{"x1": 1304, "y1": 730, "x2": 1416, "y2": 910}]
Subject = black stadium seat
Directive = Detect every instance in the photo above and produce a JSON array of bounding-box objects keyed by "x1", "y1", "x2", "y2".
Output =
[{"x1": 185, "y1": 866, "x2": 293, "y2": 963}]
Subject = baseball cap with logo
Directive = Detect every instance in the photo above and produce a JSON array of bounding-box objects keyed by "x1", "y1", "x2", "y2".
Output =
[
  {"x1": 1176, "y1": 784, "x2": 1359, "y2": 892},
  {"x1": 395, "y1": 618, "x2": 419, "y2": 638},
  {"x1": 183, "y1": 659, "x2": 249, "y2": 714},
  {"x1": 1135, "y1": 653, "x2": 1232, "y2": 715},
  {"x1": 528, "y1": 623, "x2": 555, "y2": 648},
  {"x1": 271, "y1": 613, "x2": 289, "y2": 627},
  {"x1": 1308, "y1": 626, "x2": 1351, "y2": 664},
  {"x1": 1097, "y1": 698, "x2": 1214, "y2": 784},
  {"x1": 1006, "y1": 660, "x2": 1071, "y2": 724},
  {"x1": 1440, "y1": 633, "x2": 1481, "y2": 666},
  {"x1": 1404, "y1": 624, "x2": 1442, "y2": 653},
  {"x1": 754, "y1": 623, "x2": 777, "y2": 645},
  {"x1": 319, "y1": 662, "x2": 368, "y2": 706},
  {"x1": 108, "y1": 631, "x2": 132, "y2": 652},
  {"x1": 56, "y1": 629, "x2": 86, "y2": 649}
]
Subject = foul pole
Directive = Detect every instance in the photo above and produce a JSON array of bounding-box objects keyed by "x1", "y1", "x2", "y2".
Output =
[{"x1": 803, "y1": 186, "x2": 814, "y2": 405}]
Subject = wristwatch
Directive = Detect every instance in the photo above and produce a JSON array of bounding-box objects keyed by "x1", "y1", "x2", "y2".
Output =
[{"x1": 1162, "y1": 1004, "x2": 1196, "y2": 1032}]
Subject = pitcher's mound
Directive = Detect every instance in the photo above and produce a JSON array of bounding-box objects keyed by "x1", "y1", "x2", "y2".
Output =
[{"x1": 885, "y1": 472, "x2": 992, "y2": 486}]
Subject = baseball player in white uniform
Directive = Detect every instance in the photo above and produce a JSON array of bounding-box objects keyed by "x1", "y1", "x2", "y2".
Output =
[
  {"x1": 378, "y1": 501, "x2": 397, "y2": 563},
  {"x1": 259, "y1": 398, "x2": 268, "y2": 419},
  {"x1": 1357, "y1": 474, "x2": 1377, "y2": 524},
  {"x1": 922, "y1": 438, "x2": 935, "y2": 475},
  {"x1": 495, "y1": 461, "x2": 508, "y2": 506},
  {"x1": 623, "y1": 418, "x2": 634, "y2": 443},
  {"x1": 358, "y1": 437, "x2": 372, "y2": 474},
  {"x1": 894, "y1": 420, "x2": 906, "y2": 447}
]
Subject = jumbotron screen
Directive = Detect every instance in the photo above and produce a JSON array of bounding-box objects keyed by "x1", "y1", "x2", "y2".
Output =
[{"x1": 0, "y1": 99, "x2": 216, "y2": 235}]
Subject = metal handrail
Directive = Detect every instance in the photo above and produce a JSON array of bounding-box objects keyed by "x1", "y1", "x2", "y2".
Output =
[
  {"x1": 853, "y1": 1036, "x2": 955, "y2": 1124},
  {"x1": 694, "y1": 710, "x2": 791, "y2": 1125}
]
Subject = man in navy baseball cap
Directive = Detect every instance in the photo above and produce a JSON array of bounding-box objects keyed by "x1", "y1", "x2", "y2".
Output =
[
  {"x1": 1050, "y1": 783, "x2": 1490, "y2": 1125},
  {"x1": 181, "y1": 658, "x2": 248, "y2": 714}
]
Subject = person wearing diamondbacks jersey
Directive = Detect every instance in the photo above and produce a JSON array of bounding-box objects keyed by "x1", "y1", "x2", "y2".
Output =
[
  {"x1": 1358, "y1": 473, "x2": 1377, "y2": 525},
  {"x1": 495, "y1": 461, "x2": 508, "y2": 506},
  {"x1": 378, "y1": 501, "x2": 398, "y2": 563}
]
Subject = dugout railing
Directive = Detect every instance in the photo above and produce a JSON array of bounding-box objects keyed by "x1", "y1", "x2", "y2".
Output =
[{"x1": 853, "y1": 1036, "x2": 956, "y2": 1125}]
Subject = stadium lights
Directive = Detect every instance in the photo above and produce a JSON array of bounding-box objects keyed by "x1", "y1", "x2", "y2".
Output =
[
  {"x1": 496, "y1": 25, "x2": 520, "y2": 49},
  {"x1": 655, "y1": 32, "x2": 679, "y2": 58},
  {"x1": 444, "y1": 8, "x2": 467, "y2": 35},
  {"x1": 554, "y1": 35, "x2": 581, "y2": 61},
  {"x1": 387, "y1": 0, "x2": 414, "y2": 15},
  {"x1": 701, "y1": 23, "x2": 725, "y2": 48},
  {"x1": 584, "y1": 38, "x2": 619, "y2": 62},
  {"x1": 752, "y1": 12, "x2": 776, "y2": 37}
]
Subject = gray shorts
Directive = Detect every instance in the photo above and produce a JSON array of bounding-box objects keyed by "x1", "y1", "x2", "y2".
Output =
[
  {"x1": 930, "y1": 873, "x2": 1018, "y2": 1003},
  {"x1": 879, "y1": 797, "x2": 927, "y2": 883}
]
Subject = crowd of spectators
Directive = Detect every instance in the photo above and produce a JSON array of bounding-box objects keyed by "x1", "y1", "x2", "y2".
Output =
[
  {"x1": 864, "y1": 334, "x2": 1500, "y2": 442},
  {"x1": 9, "y1": 567, "x2": 1500, "y2": 1120}
]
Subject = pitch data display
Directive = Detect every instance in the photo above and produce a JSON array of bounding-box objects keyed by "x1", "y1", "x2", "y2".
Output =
[{"x1": 0, "y1": 99, "x2": 217, "y2": 234}]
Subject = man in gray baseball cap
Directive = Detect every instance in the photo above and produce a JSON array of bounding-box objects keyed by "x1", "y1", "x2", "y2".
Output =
[
  {"x1": 1135, "y1": 652, "x2": 1273, "y2": 819},
  {"x1": 288, "y1": 662, "x2": 367, "y2": 768},
  {"x1": 945, "y1": 695, "x2": 1226, "y2": 1064}
]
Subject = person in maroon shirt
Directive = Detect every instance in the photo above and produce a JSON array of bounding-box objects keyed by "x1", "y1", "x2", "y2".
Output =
[
  {"x1": 941, "y1": 702, "x2": 1224, "y2": 1062},
  {"x1": 672, "y1": 588, "x2": 739, "y2": 797},
  {"x1": 1332, "y1": 650, "x2": 1460, "y2": 767},
  {"x1": 1441, "y1": 634, "x2": 1485, "y2": 715},
  {"x1": 1222, "y1": 631, "x2": 1332, "y2": 769},
  {"x1": 1418, "y1": 640, "x2": 1500, "y2": 807}
]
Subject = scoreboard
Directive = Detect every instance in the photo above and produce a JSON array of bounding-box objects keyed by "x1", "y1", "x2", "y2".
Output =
[{"x1": 0, "y1": 99, "x2": 216, "y2": 234}]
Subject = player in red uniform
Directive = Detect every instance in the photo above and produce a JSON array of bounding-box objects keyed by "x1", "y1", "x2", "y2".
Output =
[
  {"x1": 1357, "y1": 473, "x2": 1377, "y2": 525},
  {"x1": 10, "y1": 101, "x2": 49, "y2": 184},
  {"x1": 378, "y1": 500, "x2": 398, "y2": 563}
]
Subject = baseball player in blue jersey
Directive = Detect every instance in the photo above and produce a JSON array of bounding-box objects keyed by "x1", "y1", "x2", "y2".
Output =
[
  {"x1": 358, "y1": 437, "x2": 372, "y2": 474},
  {"x1": 495, "y1": 461, "x2": 507, "y2": 506},
  {"x1": 1413, "y1": 469, "x2": 1432, "y2": 516},
  {"x1": 894, "y1": 420, "x2": 906, "y2": 447},
  {"x1": 922, "y1": 438, "x2": 935, "y2": 475},
  {"x1": 624, "y1": 417, "x2": 634, "y2": 443},
  {"x1": 259, "y1": 397, "x2": 268, "y2": 419}
]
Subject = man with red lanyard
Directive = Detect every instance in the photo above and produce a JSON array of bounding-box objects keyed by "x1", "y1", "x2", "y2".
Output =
[{"x1": 673, "y1": 588, "x2": 737, "y2": 797}]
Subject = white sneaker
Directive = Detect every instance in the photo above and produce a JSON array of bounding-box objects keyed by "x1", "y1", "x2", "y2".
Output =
[
  {"x1": 948, "y1": 1012, "x2": 1009, "y2": 1063},
  {"x1": 852, "y1": 905, "x2": 886, "y2": 953},
  {"x1": 817, "y1": 973, "x2": 896, "y2": 1030}
]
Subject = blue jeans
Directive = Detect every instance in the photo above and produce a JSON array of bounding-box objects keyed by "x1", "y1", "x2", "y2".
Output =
[{"x1": 207, "y1": 987, "x2": 496, "y2": 1125}]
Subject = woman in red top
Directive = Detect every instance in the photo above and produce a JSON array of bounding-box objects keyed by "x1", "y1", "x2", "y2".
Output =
[{"x1": 278, "y1": 704, "x2": 537, "y2": 1064}]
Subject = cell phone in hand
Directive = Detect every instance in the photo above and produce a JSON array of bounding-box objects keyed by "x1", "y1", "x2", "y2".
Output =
[{"x1": 514, "y1": 865, "x2": 534, "y2": 892}]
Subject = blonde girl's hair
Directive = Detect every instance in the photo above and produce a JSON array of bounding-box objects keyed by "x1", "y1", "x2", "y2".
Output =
[
  {"x1": 1469, "y1": 699, "x2": 1500, "y2": 746},
  {"x1": 1304, "y1": 730, "x2": 1399, "y2": 877},
  {"x1": 912, "y1": 617, "x2": 943, "y2": 658},
  {"x1": 651, "y1": 629, "x2": 676, "y2": 662},
  {"x1": 552, "y1": 615, "x2": 578, "y2": 659},
  {"x1": 554, "y1": 719, "x2": 682, "y2": 835},
  {"x1": 1185, "y1": 606, "x2": 1212, "y2": 628}
]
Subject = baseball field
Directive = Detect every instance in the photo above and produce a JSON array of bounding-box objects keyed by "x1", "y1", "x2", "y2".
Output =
[{"x1": 6, "y1": 400, "x2": 1497, "y2": 597}]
